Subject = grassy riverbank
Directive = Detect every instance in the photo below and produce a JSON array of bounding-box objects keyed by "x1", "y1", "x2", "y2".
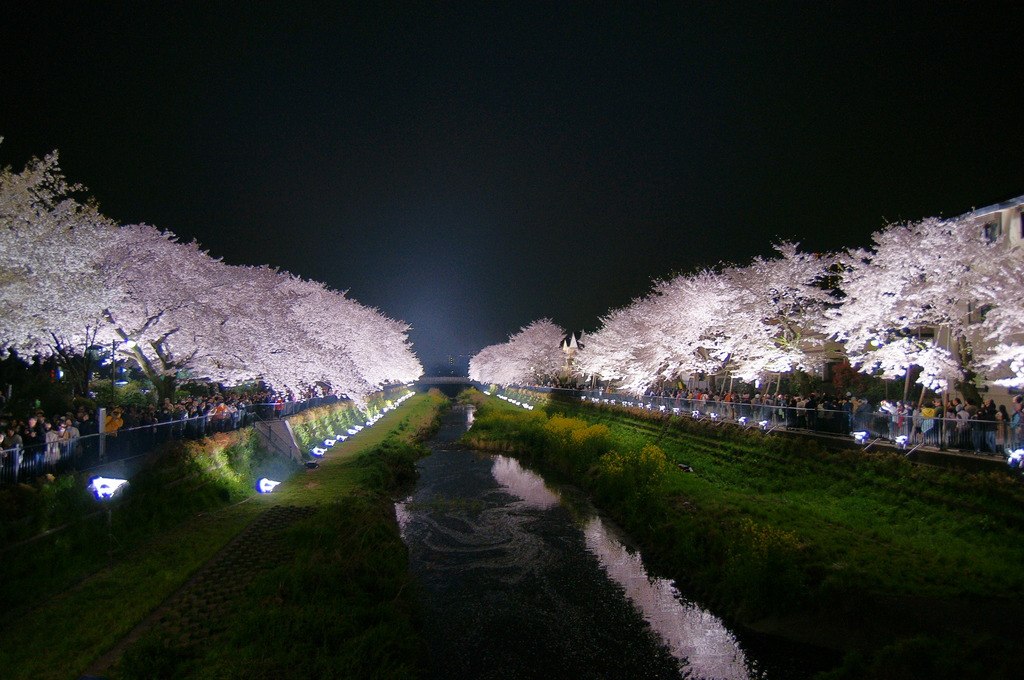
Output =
[
  {"x1": 463, "y1": 392, "x2": 1024, "y2": 679},
  {"x1": 0, "y1": 391, "x2": 447, "y2": 680}
]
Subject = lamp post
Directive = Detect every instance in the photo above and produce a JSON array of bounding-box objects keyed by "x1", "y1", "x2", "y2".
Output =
[
  {"x1": 109, "y1": 340, "x2": 116, "y2": 408},
  {"x1": 109, "y1": 339, "x2": 137, "y2": 407}
]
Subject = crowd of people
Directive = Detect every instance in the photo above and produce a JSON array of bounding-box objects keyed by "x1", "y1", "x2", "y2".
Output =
[
  {"x1": 588, "y1": 386, "x2": 1024, "y2": 455},
  {"x1": 0, "y1": 387, "x2": 340, "y2": 486}
]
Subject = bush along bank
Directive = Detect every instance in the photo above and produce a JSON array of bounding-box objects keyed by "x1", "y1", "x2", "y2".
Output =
[
  {"x1": 287, "y1": 388, "x2": 413, "y2": 459},
  {"x1": 464, "y1": 395, "x2": 1024, "y2": 680}
]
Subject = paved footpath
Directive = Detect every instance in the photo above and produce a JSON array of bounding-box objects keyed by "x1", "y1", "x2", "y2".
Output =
[{"x1": 84, "y1": 503, "x2": 319, "y2": 677}]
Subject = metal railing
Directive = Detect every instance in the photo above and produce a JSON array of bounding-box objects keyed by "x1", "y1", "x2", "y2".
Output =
[
  {"x1": 0, "y1": 395, "x2": 346, "y2": 487},
  {"x1": 494, "y1": 386, "x2": 1023, "y2": 459}
]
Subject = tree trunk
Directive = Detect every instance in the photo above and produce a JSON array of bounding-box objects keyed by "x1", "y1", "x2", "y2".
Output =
[
  {"x1": 954, "y1": 370, "x2": 983, "y2": 406},
  {"x1": 154, "y1": 374, "x2": 177, "y2": 404},
  {"x1": 122, "y1": 343, "x2": 178, "y2": 405},
  {"x1": 954, "y1": 335, "x2": 982, "y2": 405}
]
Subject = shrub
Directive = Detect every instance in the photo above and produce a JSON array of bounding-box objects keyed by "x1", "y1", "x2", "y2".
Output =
[{"x1": 593, "y1": 443, "x2": 670, "y2": 508}]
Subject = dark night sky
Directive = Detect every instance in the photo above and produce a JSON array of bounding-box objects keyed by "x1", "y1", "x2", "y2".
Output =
[{"x1": 3, "y1": 2, "x2": 1022, "y2": 374}]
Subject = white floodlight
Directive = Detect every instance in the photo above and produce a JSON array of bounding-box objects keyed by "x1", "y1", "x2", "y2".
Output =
[
  {"x1": 89, "y1": 476, "x2": 129, "y2": 500},
  {"x1": 853, "y1": 431, "x2": 869, "y2": 444},
  {"x1": 258, "y1": 478, "x2": 282, "y2": 493}
]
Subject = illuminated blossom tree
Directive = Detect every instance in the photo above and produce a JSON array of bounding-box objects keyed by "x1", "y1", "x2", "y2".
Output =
[
  {"x1": 469, "y1": 319, "x2": 566, "y2": 385},
  {"x1": 974, "y1": 248, "x2": 1024, "y2": 389},
  {"x1": 262, "y1": 274, "x2": 421, "y2": 404},
  {"x1": 719, "y1": 243, "x2": 835, "y2": 381},
  {"x1": 823, "y1": 216, "x2": 1001, "y2": 401},
  {"x1": 2, "y1": 146, "x2": 422, "y2": 404},
  {"x1": 576, "y1": 244, "x2": 833, "y2": 394},
  {"x1": 0, "y1": 149, "x2": 123, "y2": 393},
  {"x1": 96, "y1": 223, "x2": 256, "y2": 402}
]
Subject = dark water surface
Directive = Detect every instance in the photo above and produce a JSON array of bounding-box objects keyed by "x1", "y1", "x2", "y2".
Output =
[{"x1": 396, "y1": 406, "x2": 827, "y2": 679}]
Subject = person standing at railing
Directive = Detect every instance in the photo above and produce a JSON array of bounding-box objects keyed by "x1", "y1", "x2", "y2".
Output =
[
  {"x1": 955, "y1": 403, "x2": 971, "y2": 450},
  {"x1": 920, "y1": 401, "x2": 937, "y2": 446},
  {"x1": 995, "y1": 404, "x2": 1010, "y2": 454},
  {"x1": 22, "y1": 416, "x2": 45, "y2": 476},
  {"x1": 981, "y1": 400, "x2": 999, "y2": 454},
  {"x1": 103, "y1": 408, "x2": 123, "y2": 460},
  {"x1": 3, "y1": 425, "x2": 23, "y2": 484},
  {"x1": 43, "y1": 419, "x2": 60, "y2": 472},
  {"x1": 1011, "y1": 397, "x2": 1024, "y2": 452},
  {"x1": 59, "y1": 416, "x2": 80, "y2": 469}
]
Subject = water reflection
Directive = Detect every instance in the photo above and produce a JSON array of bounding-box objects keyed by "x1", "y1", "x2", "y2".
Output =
[
  {"x1": 491, "y1": 456, "x2": 559, "y2": 510},
  {"x1": 395, "y1": 406, "x2": 820, "y2": 679},
  {"x1": 492, "y1": 455, "x2": 753, "y2": 679},
  {"x1": 582, "y1": 518, "x2": 751, "y2": 679}
]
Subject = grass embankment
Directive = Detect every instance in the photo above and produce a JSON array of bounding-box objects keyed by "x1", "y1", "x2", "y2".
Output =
[
  {"x1": 464, "y1": 393, "x2": 1024, "y2": 679},
  {"x1": 0, "y1": 391, "x2": 447, "y2": 680}
]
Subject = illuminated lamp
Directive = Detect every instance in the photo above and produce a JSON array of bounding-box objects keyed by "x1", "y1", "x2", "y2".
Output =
[
  {"x1": 738, "y1": 416, "x2": 748, "y2": 426},
  {"x1": 89, "y1": 476, "x2": 129, "y2": 500},
  {"x1": 759, "y1": 420, "x2": 770, "y2": 429},
  {"x1": 692, "y1": 410, "x2": 702, "y2": 418},
  {"x1": 894, "y1": 435, "x2": 909, "y2": 448},
  {"x1": 853, "y1": 431, "x2": 869, "y2": 444},
  {"x1": 257, "y1": 478, "x2": 281, "y2": 493}
]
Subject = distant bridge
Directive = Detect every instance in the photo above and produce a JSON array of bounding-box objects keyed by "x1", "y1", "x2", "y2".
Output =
[{"x1": 417, "y1": 376, "x2": 473, "y2": 385}]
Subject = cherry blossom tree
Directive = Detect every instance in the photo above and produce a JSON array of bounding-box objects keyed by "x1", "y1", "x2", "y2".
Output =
[
  {"x1": 2, "y1": 145, "x2": 422, "y2": 404},
  {"x1": 974, "y1": 245, "x2": 1024, "y2": 389},
  {"x1": 822, "y1": 216, "x2": 1001, "y2": 401},
  {"x1": 0, "y1": 148, "x2": 123, "y2": 394},
  {"x1": 575, "y1": 244, "x2": 834, "y2": 394},
  {"x1": 469, "y1": 319, "x2": 566, "y2": 385},
  {"x1": 719, "y1": 243, "x2": 836, "y2": 381},
  {"x1": 95, "y1": 223, "x2": 252, "y2": 402}
]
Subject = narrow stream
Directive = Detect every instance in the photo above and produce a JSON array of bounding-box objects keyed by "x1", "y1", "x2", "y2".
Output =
[{"x1": 396, "y1": 405, "x2": 827, "y2": 679}]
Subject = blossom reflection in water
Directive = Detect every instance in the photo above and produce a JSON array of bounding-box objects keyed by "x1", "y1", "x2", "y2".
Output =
[
  {"x1": 493, "y1": 454, "x2": 752, "y2": 680},
  {"x1": 584, "y1": 518, "x2": 752, "y2": 680}
]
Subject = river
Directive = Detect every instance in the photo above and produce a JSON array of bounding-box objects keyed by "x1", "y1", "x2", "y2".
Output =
[{"x1": 395, "y1": 405, "x2": 829, "y2": 679}]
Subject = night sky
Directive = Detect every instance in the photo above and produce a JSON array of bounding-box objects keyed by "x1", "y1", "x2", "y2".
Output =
[{"x1": 3, "y1": 2, "x2": 1022, "y2": 374}]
